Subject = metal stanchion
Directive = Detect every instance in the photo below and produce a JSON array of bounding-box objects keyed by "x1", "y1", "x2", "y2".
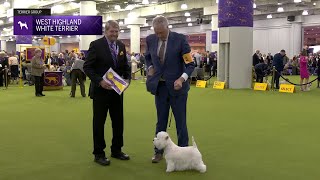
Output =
[
  {"x1": 271, "y1": 66, "x2": 275, "y2": 91},
  {"x1": 252, "y1": 66, "x2": 255, "y2": 88},
  {"x1": 141, "y1": 65, "x2": 146, "y2": 84},
  {"x1": 4, "y1": 65, "x2": 8, "y2": 90}
]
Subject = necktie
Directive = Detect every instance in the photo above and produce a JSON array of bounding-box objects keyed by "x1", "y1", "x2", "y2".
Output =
[
  {"x1": 110, "y1": 43, "x2": 117, "y2": 66},
  {"x1": 159, "y1": 40, "x2": 166, "y2": 64}
]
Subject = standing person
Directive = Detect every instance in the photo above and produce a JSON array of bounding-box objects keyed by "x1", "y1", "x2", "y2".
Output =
[
  {"x1": 31, "y1": 48, "x2": 46, "y2": 97},
  {"x1": 70, "y1": 57, "x2": 86, "y2": 97},
  {"x1": 299, "y1": 49, "x2": 310, "y2": 91},
  {"x1": 145, "y1": 16, "x2": 195, "y2": 163},
  {"x1": 83, "y1": 20, "x2": 131, "y2": 166},
  {"x1": 272, "y1": 50, "x2": 286, "y2": 89},
  {"x1": 0, "y1": 52, "x2": 9, "y2": 87}
]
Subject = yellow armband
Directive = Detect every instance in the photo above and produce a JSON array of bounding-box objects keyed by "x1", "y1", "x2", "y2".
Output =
[{"x1": 183, "y1": 53, "x2": 193, "y2": 64}]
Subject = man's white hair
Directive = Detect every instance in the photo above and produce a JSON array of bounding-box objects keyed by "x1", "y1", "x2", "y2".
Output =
[{"x1": 152, "y1": 15, "x2": 169, "y2": 28}]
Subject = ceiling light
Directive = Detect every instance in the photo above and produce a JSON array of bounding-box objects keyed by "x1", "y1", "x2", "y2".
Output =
[
  {"x1": 188, "y1": 23, "x2": 192, "y2": 26},
  {"x1": 59, "y1": 36, "x2": 62, "y2": 39},
  {"x1": 33, "y1": 36, "x2": 37, "y2": 39},
  {"x1": 267, "y1": 14, "x2": 272, "y2": 19},
  {"x1": 119, "y1": 21, "x2": 124, "y2": 25},
  {"x1": 181, "y1": 3, "x2": 187, "y2": 9},
  {"x1": 302, "y1": 10, "x2": 308, "y2": 15},
  {"x1": 186, "y1": 17, "x2": 191, "y2": 22},
  {"x1": 216, "y1": 0, "x2": 218, "y2": 3},
  {"x1": 253, "y1": 3, "x2": 257, "y2": 8},
  {"x1": 151, "y1": 0, "x2": 157, "y2": 4},
  {"x1": 142, "y1": 0, "x2": 149, "y2": 4},
  {"x1": 150, "y1": 27, "x2": 154, "y2": 30},
  {"x1": 125, "y1": 5, "x2": 135, "y2": 10},
  {"x1": 120, "y1": 30, "x2": 124, "y2": 33},
  {"x1": 294, "y1": 0, "x2": 302, "y2": 3},
  {"x1": 67, "y1": 35, "x2": 71, "y2": 38},
  {"x1": 184, "y1": 12, "x2": 190, "y2": 17},
  {"x1": 144, "y1": 23, "x2": 148, "y2": 26},
  {"x1": 313, "y1": 3, "x2": 317, "y2": 6},
  {"x1": 115, "y1": 5, "x2": 121, "y2": 10},
  {"x1": 277, "y1": 7, "x2": 284, "y2": 12},
  {"x1": 168, "y1": 25, "x2": 172, "y2": 28},
  {"x1": 73, "y1": 12, "x2": 79, "y2": 16},
  {"x1": 4, "y1": 0, "x2": 10, "y2": 8},
  {"x1": 277, "y1": 3, "x2": 282, "y2": 5}
]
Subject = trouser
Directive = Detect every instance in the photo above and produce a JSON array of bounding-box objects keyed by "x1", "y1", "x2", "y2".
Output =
[
  {"x1": 34, "y1": 74, "x2": 44, "y2": 95},
  {"x1": 154, "y1": 82, "x2": 189, "y2": 154},
  {"x1": 70, "y1": 69, "x2": 85, "y2": 97},
  {"x1": 92, "y1": 91, "x2": 124, "y2": 157}
]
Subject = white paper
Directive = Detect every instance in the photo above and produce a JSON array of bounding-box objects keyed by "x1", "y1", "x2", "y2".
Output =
[{"x1": 102, "y1": 68, "x2": 129, "y2": 95}]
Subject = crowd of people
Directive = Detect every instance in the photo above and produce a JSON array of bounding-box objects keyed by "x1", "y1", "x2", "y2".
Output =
[{"x1": 253, "y1": 48, "x2": 320, "y2": 91}]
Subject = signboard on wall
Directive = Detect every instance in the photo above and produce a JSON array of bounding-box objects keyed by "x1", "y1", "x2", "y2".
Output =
[
  {"x1": 26, "y1": 47, "x2": 45, "y2": 61},
  {"x1": 212, "y1": 31, "x2": 218, "y2": 44},
  {"x1": 14, "y1": 16, "x2": 102, "y2": 35}
]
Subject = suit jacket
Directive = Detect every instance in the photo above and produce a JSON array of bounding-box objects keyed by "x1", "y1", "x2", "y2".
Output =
[
  {"x1": 31, "y1": 56, "x2": 45, "y2": 76},
  {"x1": 0, "y1": 57, "x2": 9, "y2": 74},
  {"x1": 145, "y1": 31, "x2": 195, "y2": 96},
  {"x1": 83, "y1": 36, "x2": 131, "y2": 99},
  {"x1": 273, "y1": 53, "x2": 284, "y2": 72},
  {"x1": 252, "y1": 53, "x2": 260, "y2": 66}
]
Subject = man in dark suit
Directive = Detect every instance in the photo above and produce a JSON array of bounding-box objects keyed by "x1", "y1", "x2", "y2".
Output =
[
  {"x1": 272, "y1": 49, "x2": 286, "y2": 89},
  {"x1": 252, "y1": 50, "x2": 260, "y2": 66},
  {"x1": 83, "y1": 20, "x2": 131, "y2": 166},
  {"x1": 145, "y1": 16, "x2": 195, "y2": 163},
  {"x1": 254, "y1": 62, "x2": 270, "y2": 83},
  {"x1": 0, "y1": 51, "x2": 9, "y2": 87}
]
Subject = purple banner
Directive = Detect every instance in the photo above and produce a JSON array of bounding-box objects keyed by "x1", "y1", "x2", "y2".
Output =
[
  {"x1": 44, "y1": 72, "x2": 63, "y2": 86},
  {"x1": 26, "y1": 47, "x2": 45, "y2": 61},
  {"x1": 14, "y1": 16, "x2": 102, "y2": 35},
  {"x1": 218, "y1": 0, "x2": 253, "y2": 28},
  {"x1": 16, "y1": 35, "x2": 33, "y2": 44},
  {"x1": 212, "y1": 31, "x2": 218, "y2": 44}
]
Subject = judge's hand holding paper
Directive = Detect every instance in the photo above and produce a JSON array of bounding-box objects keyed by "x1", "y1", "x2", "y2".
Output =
[{"x1": 102, "y1": 67, "x2": 129, "y2": 95}]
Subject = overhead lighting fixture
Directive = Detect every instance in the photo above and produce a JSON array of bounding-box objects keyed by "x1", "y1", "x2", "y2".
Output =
[
  {"x1": 4, "y1": 0, "x2": 10, "y2": 8},
  {"x1": 59, "y1": 36, "x2": 62, "y2": 39},
  {"x1": 302, "y1": 10, "x2": 308, "y2": 15},
  {"x1": 142, "y1": 0, "x2": 149, "y2": 4},
  {"x1": 168, "y1": 25, "x2": 172, "y2": 28},
  {"x1": 33, "y1": 36, "x2": 37, "y2": 39},
  {"x1": 253, "y1": 3, "x2": 257, "y2": 8},
  {"x1": 216, "y1": 0, "x2": 218, "y2": 3},
  {"x1": 186, "y1": 17, "x2": 191, "y2": 22},
  {"x1": 67, "y1": 35, "x2": 71, "y2": 38},
  {"x1": 144, "y1": 23, "x2": 148, "y2": 26},
  {"x1": 188, "y1": 23, "x2": 192, "y2": 26},
  {"x1": 73, "y1": 12, "x2": 79, "y2": 16},
  {"x1": 294, "y1": 0, "x2": 302, "y2": 3},
  {"x1": 277, "y1": 3, "x2": 282, "y2": 5},
  {"x1": 125, "y1": 5, "x2": 135, "y2": 10},
  {"x1": 267, "y1": 14, "x2": 272, "y2": 19},
  {"x1": 119, "y1": 21, "x2": 124, "y2": 25},
  {"x1": 150, "y1": 27, "x2": 154, "y2": 30},
  {"x1": 313, "y1": 3, "x2": 317, "y2": 6},
  {"x1": 115, "y1": 5, "x2": 121, "y2": 10},
  {"x1": 120, "y1": 30, "x2": 124, "y2": 33},
  {"x1": 184, "y1": 12, "x2": 190, "y2": 17},
  {"x1": 277, "y1": 7, "x2": 284, "y2": 12},
  {"x1": 181, "y1": 3, "x2": 187, "y2": 9}
]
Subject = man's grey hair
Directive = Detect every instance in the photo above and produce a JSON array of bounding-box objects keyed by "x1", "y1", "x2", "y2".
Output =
[
  {"x1": 34, "y1": 48, "x2": 42, "y2": 53},
  {"x1": 152, "y1": 15, "x2": 169, "y2": 28},
  {"x1": 105, "y1": 20, "x2": 119, "y2": 31}
]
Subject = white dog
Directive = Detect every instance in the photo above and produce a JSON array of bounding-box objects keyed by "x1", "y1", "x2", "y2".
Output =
[
  {"x1": 18, "y1": 21, "x2": 28, "y2": 30},
  {"x1": 153, "y1": 131, "x2": 206, "y2": 173}
]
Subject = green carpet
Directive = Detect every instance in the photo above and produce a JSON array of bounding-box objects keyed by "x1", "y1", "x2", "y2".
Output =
[{"x1": 1, "y1": 76, "x2": 320, "y2": 180}]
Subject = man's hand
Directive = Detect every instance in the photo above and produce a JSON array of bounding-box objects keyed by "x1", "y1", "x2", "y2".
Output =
[
  {"x1": 174, "y1": 77, "x2": 185, "y2": 90},
  {"x1": 99, "y1": 80, "x2": 113, "y2": 90},
  {"x1": 148, "y1": 66, "x2": 155, "y2": 76}
]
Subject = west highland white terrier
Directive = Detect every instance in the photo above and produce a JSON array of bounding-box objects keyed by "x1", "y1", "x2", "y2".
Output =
[{"x1": 153, "y1": 131, "x2": 206, "y2": 173}]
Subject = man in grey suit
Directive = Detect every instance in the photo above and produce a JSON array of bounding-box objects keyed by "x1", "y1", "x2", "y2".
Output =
[
  {"x1": 70, "y1": 57, "x2": 86, "y2": 97},
  {"x1": 31, "y1": 48, "x2": 46, "y2": 97}
]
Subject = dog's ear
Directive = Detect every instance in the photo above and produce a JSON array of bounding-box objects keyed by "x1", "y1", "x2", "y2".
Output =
[{"x1": 165, "y1": 136, "x2": 169, "y2": 140}]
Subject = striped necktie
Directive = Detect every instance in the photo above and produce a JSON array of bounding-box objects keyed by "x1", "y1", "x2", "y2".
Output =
[{"x1": 159, "y1": 40, "x2": 166, "y2": 64}]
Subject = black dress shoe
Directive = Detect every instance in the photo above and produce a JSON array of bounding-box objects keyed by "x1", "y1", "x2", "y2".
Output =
[
  {"x1": 94, "y1": 156, "x2": 110, "y2": 166},
  {"x1": 36, "y1": 94, "x2": 42, "y2": 97},
  {"x1": 40, "y1": 94, "x2": 45, "y2": 96},
  {"x1": 111, "y1": 152, "x2": 130, "y2": 160}
]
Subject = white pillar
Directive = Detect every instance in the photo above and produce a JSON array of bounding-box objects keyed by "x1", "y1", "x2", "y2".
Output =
[
  {"x1": 290, "y1": 23, "x2": 302, "y2": 57},
  {"x1": 79, "y1": 1, "x2": 97, "y2": 52},
  {"x1": 130, "y1": 25, "x2": 140, "y2": 54},
  {"x1": 205, "y1": 30, "x2": 212, "y2": 52},
  {"x1": 1, "y1": 41, "x2": 7, "y2": 51},
  {"x1": 211, "y1": 15, "x2": 219, "y2": 52},
  {"x1": 124, "y1": 17, "x2": 146, "y2": 54}
]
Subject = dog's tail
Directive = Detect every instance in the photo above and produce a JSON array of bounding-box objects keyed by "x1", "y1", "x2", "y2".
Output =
[{"x1": 192, "y1": 136, "x2": 197, "y2": 148}]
